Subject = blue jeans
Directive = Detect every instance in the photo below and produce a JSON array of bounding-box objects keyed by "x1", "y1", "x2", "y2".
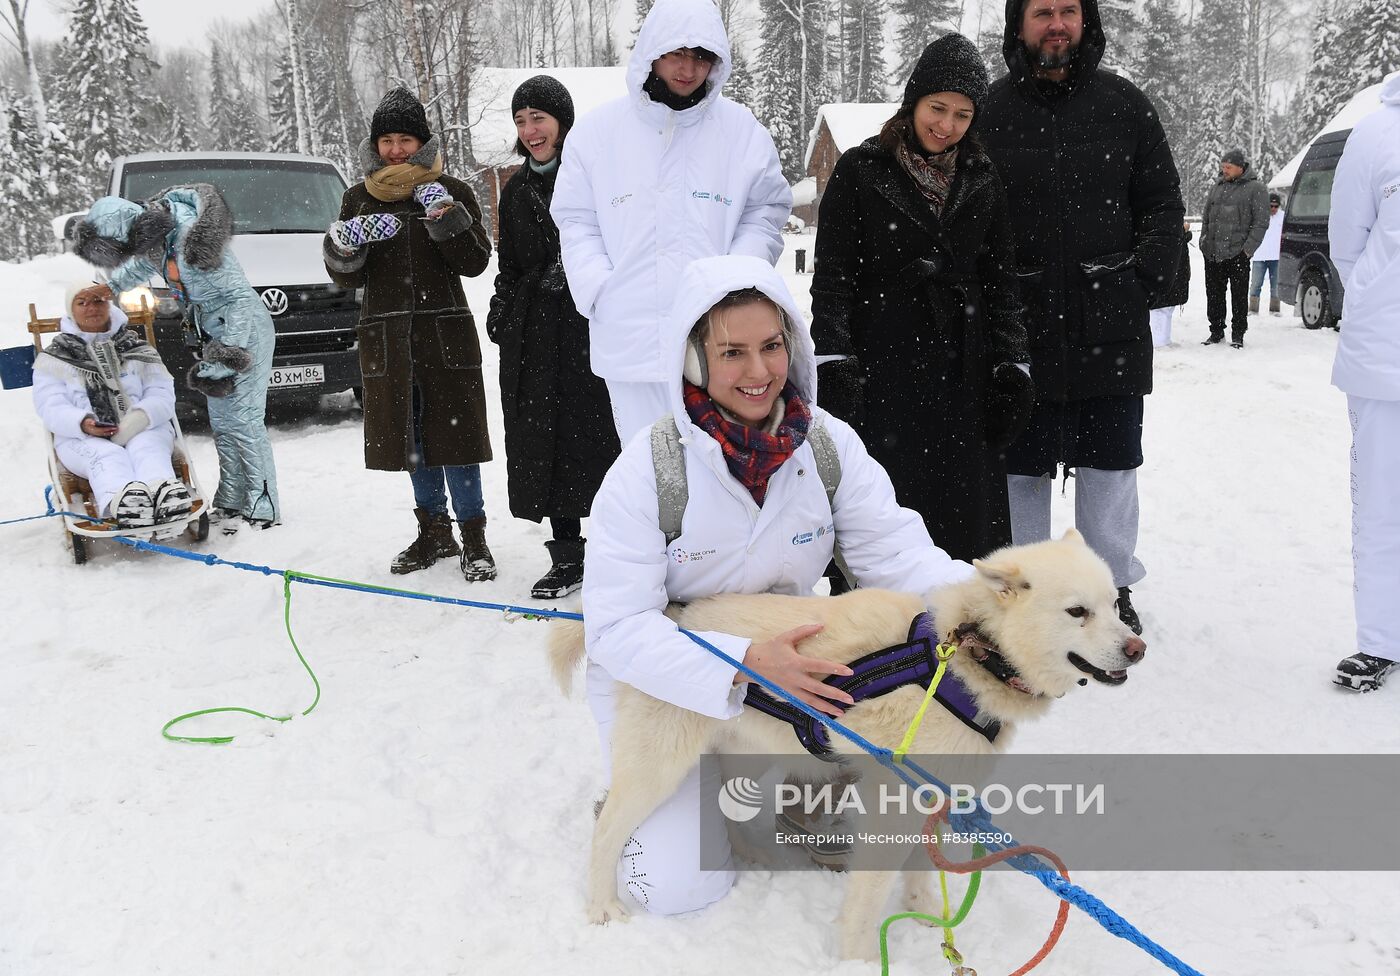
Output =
[
  {"x1": 409, "y1": 459, "x2": 484, "y2": 521},
  {"x1": 1249, "y1": 260, "x2": 1278, "y2": 299}
]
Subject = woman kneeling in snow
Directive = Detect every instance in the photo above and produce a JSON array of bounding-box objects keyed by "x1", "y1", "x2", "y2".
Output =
[
  {"x1": 32, "y1": 283, "x2": 189, "y2": 527},
  {"x1": 581, "y1": 255, "x2": 970, "y2": 914}
]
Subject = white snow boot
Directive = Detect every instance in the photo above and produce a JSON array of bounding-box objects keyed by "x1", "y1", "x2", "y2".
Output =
[
  {"x1": 152, "y1": 480, "x2": 193, "y2": 522},
  {"x1": 111, "y1": 482, "x2": 155, "y2": 528}
]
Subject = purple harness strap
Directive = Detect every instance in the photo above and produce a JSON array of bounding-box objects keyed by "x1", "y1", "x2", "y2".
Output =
[{"x1": 743, "y1": 611, "x2": 1001, "y2": 762}]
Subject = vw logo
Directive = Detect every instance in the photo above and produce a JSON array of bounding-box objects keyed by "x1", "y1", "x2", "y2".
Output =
[{"x1": 260, "y1": 288, "x2": 289, "y2": 316}]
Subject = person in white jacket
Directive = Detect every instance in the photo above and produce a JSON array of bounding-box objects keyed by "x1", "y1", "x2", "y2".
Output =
[
  {"x1": 1329, "y1": 70, "x2": 1400, "y2": 692},
  {"x1": 582, "y1": 254, "x2": 972, "y2": 915},
  {"x1": 550, "y1": 0, "x2": 792, "y2": 443},
  {"x1": 32, "y1": 283, "x2": 188, "y2": 526},
  {"x1": 1249, "y1": 193, "x2": 1285, "y2": 316}
]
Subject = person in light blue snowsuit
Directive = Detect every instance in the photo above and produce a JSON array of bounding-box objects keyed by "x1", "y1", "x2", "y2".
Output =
[{"x1": 74, "y1": 185, "x2": 280, "y2": 527}]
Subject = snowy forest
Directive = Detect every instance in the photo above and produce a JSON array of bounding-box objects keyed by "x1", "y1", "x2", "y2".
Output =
[{"x1": 0, "y1": 0, "x2": 1397, "y2": 262}]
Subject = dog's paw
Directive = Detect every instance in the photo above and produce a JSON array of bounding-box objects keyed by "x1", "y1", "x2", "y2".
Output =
[{"x1": 586, "y1": 897, "x2": 631, "y2": 925}]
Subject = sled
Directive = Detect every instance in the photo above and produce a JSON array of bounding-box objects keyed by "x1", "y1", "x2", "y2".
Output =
[{"x1": 27, "y1": 300, "x2": 209, "y2": 564}]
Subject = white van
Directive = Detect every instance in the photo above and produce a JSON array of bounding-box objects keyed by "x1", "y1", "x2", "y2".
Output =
[{"x1": 105, "y1": 152, "x2": 362, "y2": 405}]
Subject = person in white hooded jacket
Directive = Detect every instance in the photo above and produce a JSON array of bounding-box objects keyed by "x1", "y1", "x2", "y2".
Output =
[
  {"x1": 1328, "y1": 70, "x2": 1400, "y2": 692},
  {"x1": 582, "y1": 254, "x2": 972, "y2": 915},
  {"x1": 550, "y1": 0, "x2": 792, "y2": 443},
  {"x1": 32, "y1": 283, "x2": 187, "y2": 526}
]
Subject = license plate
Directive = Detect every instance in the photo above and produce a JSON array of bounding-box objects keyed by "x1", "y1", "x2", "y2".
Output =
[{"x1": 268, "y1": 363, "x2": 325, "y2": 388}]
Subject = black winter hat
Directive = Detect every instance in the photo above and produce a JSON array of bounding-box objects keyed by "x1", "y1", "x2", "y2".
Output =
[
  {"x1": 511, "y1": 75, "x2": 576, "y2": 131},
  {"x1": 1221, "y1": 148, "x2": 1247, "y2": 169},
  {"x1": 370, "y1": 87, "x2": 432, "y2": 143},
  {"x1": 902, "y1": 33, "x2": 990, "y2": 116}
]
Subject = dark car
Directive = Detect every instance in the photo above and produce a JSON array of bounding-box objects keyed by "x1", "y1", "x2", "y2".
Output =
[
  {"x1": 104, "y1": 152, "x2": 364, "y2": 406},
  {"x1": 1278, "y1": 130, "x2": 1349, "y2": 330}
]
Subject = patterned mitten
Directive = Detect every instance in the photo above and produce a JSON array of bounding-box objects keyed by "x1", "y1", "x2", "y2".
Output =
[
  {"x1": 413, "y1": 182, "x2": 455, "y2": 219},
  {"x1": 330, "y1": 213, "x2": 403, "y2": 250}
]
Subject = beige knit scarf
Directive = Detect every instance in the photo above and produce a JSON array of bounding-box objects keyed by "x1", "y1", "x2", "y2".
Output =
[{"x1": 365, "y1": 152, "x2": 444, "y2": 202}]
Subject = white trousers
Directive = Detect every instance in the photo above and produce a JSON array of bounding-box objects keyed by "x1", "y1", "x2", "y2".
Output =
[
  {"x1": 605, "y1": 380, "x2": 673, "y2": 445},
  {"x1": 1348, "y1": 396, "x2": 1400, "y2": 658},
  {"x1": 55, "y1": 427, "x2": 176, "y2": 516},
  {"x1": 1149, "y1": 306, "x2": 1176, "y2": 348},
  {"x1": 585, "y1": 663, "x2": 736, "y2": 915},
  {"x1": 1007, "y1": 467, "x2": 1146, "y2": 588}
]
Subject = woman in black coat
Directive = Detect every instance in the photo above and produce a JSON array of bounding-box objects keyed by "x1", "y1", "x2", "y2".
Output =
[
  {"x1": 811, "y1": 34, "x2": 1031, "y2": 564},
  {"x1": 486, "y1": 76, "x2": 619, "y2": 599}
]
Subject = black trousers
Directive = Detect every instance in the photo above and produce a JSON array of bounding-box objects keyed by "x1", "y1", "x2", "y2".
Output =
[{"x1": 1204, "y1": 252, "x2": 1251, "y2": 338}]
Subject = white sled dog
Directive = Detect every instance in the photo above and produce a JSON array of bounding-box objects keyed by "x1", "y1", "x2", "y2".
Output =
[{"x1": 548, "y1": 529, "x2": 1147, "y2": 960}]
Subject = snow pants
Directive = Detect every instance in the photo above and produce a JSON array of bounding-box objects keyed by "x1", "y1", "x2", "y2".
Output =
[
  {"x1": 204, "y1": 298, "x2": 280, "y2": 522},
  {"x1": 605, "y1": 380, "x2": 672, "y2": 445},
  {"x1": 1347, "y1": 396, "x2": 1400, "y2": 659},
  {"x1": 585, "y1": 663, "x2": 736, "y2": 915},
  {"x1": 56, "y1": 426, "x2": 176, "y2": 517},
  {"x1": 1007, "y1": 467, "x2": 1146, "y2": 589}
]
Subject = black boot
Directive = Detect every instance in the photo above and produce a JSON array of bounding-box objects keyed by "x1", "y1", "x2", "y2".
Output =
[
  {"x1": 390, "y1": 508, "x2": 459, "y2": 575},
  {"x1": 1335, "y1": 652, "x2": 1397, "y2": 693},
  {"x1": 459, "y1": 516, "x2": 497, "y2": 582},
  {"x1": 1202, "y1": 331, "x2": 1225, "y2": 345},
  {"x1": 532, "y1": 537, "x2": 586, "y2": 599},
  {"x1": 1116, "y1": 586, "x2": 1142, "y2": 636}
]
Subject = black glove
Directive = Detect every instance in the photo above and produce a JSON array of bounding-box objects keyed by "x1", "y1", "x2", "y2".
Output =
[
  {"x1": 985, "y1": 363, "x2": 1035, "y2": 451},
  {"x1": 540, "y1": 261, "x2": 568, "y2": 293},
  {"x1": 816, "y1": 357, "x2": 867, "y2": 428}
]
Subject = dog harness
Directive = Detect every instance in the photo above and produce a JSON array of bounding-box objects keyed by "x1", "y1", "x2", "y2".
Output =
[{"x1": 743, "y1": 612, "x2": 1005, "y2": 761}]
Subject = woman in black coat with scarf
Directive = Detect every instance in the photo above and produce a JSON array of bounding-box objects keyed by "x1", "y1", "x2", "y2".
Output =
[
  {"x1": 486, "y1": 76, "x2": 620, "y2": 599},
  {"x1": 811, "y1": 33, "x2": 1032, "y2": 565}
]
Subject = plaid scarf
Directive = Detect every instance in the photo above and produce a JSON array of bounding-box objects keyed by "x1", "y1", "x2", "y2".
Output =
[
  {"x1": 894, "y1": 138, "x2": 959, "y2": 216},
  {"x1": 683, "y1": 380, "x2": 811, "y2": 506}
]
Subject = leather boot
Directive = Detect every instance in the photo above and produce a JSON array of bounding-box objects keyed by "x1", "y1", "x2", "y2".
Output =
[
  {"x1": 1269, "y1": 297, "x2": 1281, "y2": 316},
  {"x1": 1248, "y1": 295, "x2": 1259, "y2": 314},
  {"x1": 459, "y1": 516, "x2": 498, "y2": 582},
  {"x1": 391, "y1": 508, "x2": 460, "y2": 575},
  {"x1": 532, "y1": 537, "x2": 586, "y2": 599}
]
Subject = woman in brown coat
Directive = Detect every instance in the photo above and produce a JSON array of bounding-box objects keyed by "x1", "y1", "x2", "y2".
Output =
[{"x1": 323, "y1": 87, "x2": 497, "y2": 580}]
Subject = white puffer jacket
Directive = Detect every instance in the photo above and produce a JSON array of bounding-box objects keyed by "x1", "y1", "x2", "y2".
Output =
[
  {"x1": 1330, "y1": 70, "x2": 1400, "y2": 400},
  {"x1": 550, "y1": 0, "x2": 791, "y2": 384},
  {"x1": 582, "y1": 256, "x2": 973, "y2": 719},
  {"x1": 31, "y1": 307, "x2": 176, "y2": 442}
]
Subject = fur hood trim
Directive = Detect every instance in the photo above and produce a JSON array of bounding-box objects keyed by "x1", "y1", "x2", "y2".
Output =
[
  {"x1": 152, "y1": 183, "x2": 233, "y2": 271},
  {"x1": 359, "y1": 134, "x2": 442, "y2": 176}
]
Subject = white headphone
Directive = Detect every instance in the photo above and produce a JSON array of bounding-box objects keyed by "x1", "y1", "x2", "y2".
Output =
[{"x1": 682, "y1": 306, "x2": 795, "y2": 390}]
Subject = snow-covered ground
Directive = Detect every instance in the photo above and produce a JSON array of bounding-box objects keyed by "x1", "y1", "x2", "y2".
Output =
[{"x1": 2, "y1": 237, "x2": 1397, "y2": 976}]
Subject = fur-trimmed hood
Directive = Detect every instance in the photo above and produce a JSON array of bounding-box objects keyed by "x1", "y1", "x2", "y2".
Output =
[
  {"x1": 358, "y1": 134, "x2": 442, "y2": 177},
  {"x1": 74, "y1": 184, "x2": 233, "y2": 273}
]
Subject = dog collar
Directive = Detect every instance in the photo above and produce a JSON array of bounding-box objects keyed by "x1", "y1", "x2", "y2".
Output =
[
  {"x1": 744, "y1": 612, "x2": 1002, "y2": 762},
  {"x1": 951, "y1": 621, "x2": 1041, "y2": 697}
]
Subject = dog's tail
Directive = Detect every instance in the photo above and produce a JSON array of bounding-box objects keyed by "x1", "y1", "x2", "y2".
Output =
[{"x1": 547, "y1": 619, "x2": 588, "y2": 695}]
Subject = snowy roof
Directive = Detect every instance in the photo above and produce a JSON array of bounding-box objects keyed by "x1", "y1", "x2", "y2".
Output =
[
  {"x1": 1270, "y1": 78, "x2": 1390, "y2": 190},
  {"x1": 468, "y1": 66, "x2": 628, "y2": 169},
  {"x1": 804, "y1": 103, "x2": 900, "y2": 170}
]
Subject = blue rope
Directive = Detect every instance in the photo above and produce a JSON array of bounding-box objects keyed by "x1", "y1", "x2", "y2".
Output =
[{"x1": 0, "y1": 497, "x2": 1206, "y2": 975}]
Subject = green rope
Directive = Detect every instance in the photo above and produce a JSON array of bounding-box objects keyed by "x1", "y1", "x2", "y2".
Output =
[
  {"x1": 161, "y1": 572, "x2": 322, "y2": 745},
  {"x1": 878, "y1": 844, "x2": 985, "y2": 976}
]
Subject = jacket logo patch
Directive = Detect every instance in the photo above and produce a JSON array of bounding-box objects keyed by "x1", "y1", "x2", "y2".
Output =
[
  {"x1": 792, "y1": 523, "x2": 835, "y2": 546},
  {"x1": 1383, "y1": 182, "x2": 1399, "y2": 200},
  {"x1": 691, "y1": 190, "x2": 733, "y2": 206},
  {"x1": 673, "y1": 547, "x2": 716, "y2": 564},
  {"x1": 610, "y1": 194, "x2": 632, "y2": 208}
]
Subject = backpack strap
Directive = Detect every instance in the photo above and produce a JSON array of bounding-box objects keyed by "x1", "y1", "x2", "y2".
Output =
[
  {"x1": 650, "y1": 415, "x2": 847, "y2": 574},
  {"x1": 651, "y1": 416, "x2": 688, "y2": 545}
]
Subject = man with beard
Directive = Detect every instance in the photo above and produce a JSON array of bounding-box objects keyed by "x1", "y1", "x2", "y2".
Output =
[{"x1": 978, "y1": 0, "x2": 1184, "y2": 635}]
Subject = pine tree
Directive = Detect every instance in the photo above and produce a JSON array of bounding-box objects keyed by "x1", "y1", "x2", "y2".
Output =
[
  {"x1": 1342, "y1": 0, "x2": 1400, "y2": 94},
  {"x1": 0, "y1": 88, "x2": 52, "y2": 260},
  {"x1": 207, "y1": 46, "x2": 244, "y2": 152},
  {"x1": 891, "y1": 0, "x2": 958, "y2": 81},
  {"x1": 1184, "y1": 0, "x2": 1251, "y2": 209},
  {"x1": 726, "y1": 46, "x2": 757, "y2": 111},
  {"x1": 170, "y1": 105, "x2": 198, "y2": 152},
  {"x1": 841, "y1": 0, "x2": 888, "y2": 102},
  {"x1": 53, "y1": 0, "x2": 157, "y2": 193},
  {"x1": 268, "y1": 54, "x2": 300, "y2": 154},
  {"x1": 1137, "y1": 0, "x2": 1188, "y2": 141},
  {"x1": 753, "y1": 0, "x2": 835, "y2": 182},
  {"x1": 1294, "y1": 1, "x2": 1351, "y2": 149},
  {"x1": 1098, "y1": 0, "x2": 1147, "y2": 80},
  {"x1": 630, "y1": 0, "x2": 655, "y2": 47}
]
